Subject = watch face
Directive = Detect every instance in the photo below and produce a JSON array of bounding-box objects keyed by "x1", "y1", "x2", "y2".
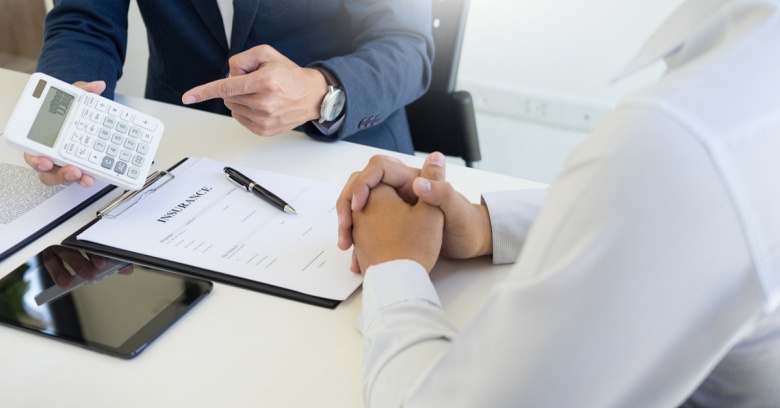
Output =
[{"x1": 322, "y1": 87, "x2": 345, "y2": 122}]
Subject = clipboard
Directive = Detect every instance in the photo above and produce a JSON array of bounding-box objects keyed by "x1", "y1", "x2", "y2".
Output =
[{"x1": 61, "y1": 158, "x2": 344, "y2": 309}]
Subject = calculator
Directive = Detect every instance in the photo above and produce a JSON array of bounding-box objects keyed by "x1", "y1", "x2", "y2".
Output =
[{"x1": 3, "y1": 72, "x2": 164, "y2": 190}]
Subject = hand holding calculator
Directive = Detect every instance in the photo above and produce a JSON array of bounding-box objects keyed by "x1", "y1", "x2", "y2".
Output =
[{"x1": 3, "y1": 73, "x2": 164, "y2": 190}]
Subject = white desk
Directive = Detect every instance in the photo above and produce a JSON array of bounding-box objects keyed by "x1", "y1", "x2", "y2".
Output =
[{"x1": 0, "y1": 68, "x2": 542, "y2": 407}]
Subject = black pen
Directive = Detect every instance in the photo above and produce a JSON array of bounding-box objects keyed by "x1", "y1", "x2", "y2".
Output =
[{"x1": 223, "y1": 167, "x2": 297, "y2": 214}]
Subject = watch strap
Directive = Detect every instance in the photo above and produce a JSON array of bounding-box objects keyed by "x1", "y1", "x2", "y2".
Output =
[{"x1": 311, "y1": 66, "x2": 341, "y2": 88}]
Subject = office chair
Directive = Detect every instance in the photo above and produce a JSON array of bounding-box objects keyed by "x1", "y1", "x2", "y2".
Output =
[{"x1": 406, "y1": 0, "x2": 481, "y2": 168}]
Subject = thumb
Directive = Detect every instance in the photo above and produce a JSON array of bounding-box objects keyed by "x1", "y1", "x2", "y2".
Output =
[
  {"x1": 413, "y1": 177, "x2": 453, "y2": 209},
  {"x1": 420, "y1": 152, "x2": 446, "y2": 181},
  {"x1": 74, "y1": 80, "x2": 106, "y2": 95}
]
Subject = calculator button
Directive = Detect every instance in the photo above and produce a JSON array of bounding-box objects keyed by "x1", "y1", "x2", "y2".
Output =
[
  {"x1": 119, "y1": 150, "x2": 132, "y2": 162},
  {"x1": 115, "y1": 121, "x2": 129, "y2": 134},
  {"x1": 75, "y1": 146, "x2": 89, "y2": 160},
  {"x1": 123, "y1": 138, "x2": 137, "y2": 150},
  {"x1": 114, "y1": 161, "x2": 128, "y2": 175},
  {"x1": 81, "y1": 108, "x2": 93, "y2": 119},
  {"x1": 96, "y1": 100, "x2": 108, "y2": 112},
  {"x1": 101, "y1": 156, "x2": 115, "y2": 169},
  {"x1": 136, "y1": 142, "x2": 149, "y2": 155},
  {"x1": 128, "y1": 127, "x2": 141, "y2": 138},
  {"x1": 88, "y1": 152, "x2": 102, "y2": 164},
  {"x1": 111, "y1": 133, "x2": 124, "y2": 145},
  {"x1": 121, "y1": 111, "x2": 134, "y2": 122},
  {"x1": 98, "y1": 128, "x2": 111, "y2": 140},
  {"x1": 83, "y1": 94, "x2": 97, "y2": 108},
  {"x1": 108, "y1": 105, "x2": 121, "y2": 117},
  {"x1": 106, "y1": 145, "x2": 120, "y2": 157},
  {"x1": 141, "y1": 132, "x2": 153, "y2": 144},
  {"x1": 103, "y1": 116, "x2": 117, "y2": 129},
  {"x1": 90, "y1": 111, "x2": 104, "y2": 124},
  {"x1": 94, "y1": 140, "x2": 107, "y2": 152},
  {"x1": 75, "y1": 119, "x2": 88, "y2": 131},
  {"x1": 131, "y1": 154, "x2": 145, "y2": 167},
  {"x1": 86, "y1": 123, "x2": 99, "y2": 136},
  {"x1": 133, "y1": 114, "x2": 158, "y2": 131},
  {"x1": 128, "y1": 167, "x2": 141, "y2": 179},
  {"x1": 79, "y1": 134, "x2": 93, "y2": 146},
  {"x1": 63, "y1": 143, "x2": 77, "y2": 156}
]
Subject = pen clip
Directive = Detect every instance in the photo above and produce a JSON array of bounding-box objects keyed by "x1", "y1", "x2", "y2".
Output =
[
  {"x1": 96, "y1": 170, "x2": 175, "y2": 219},
  {"x1": 225, "y1": 171, "x2": 250, "y2": 192}
]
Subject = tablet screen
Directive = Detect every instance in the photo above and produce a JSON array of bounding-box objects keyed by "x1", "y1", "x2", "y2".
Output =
[{"x1": 0, "y1": 245, "x2": 212, "y2": 358}]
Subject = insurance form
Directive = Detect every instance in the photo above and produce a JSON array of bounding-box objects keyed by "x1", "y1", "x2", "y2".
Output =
[{"x1": 76, "y1": 157, "x2": 362, "y2": 301}]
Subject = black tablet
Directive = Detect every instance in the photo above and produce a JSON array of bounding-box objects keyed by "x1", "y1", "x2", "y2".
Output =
[{"x1": 0, "y1": 245, "x2": 212, "y2": 359}]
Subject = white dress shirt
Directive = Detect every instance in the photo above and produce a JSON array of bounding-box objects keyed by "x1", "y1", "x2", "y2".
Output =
[{"x1": 359, "y1": 1, "x2": 780, "y2": 407}]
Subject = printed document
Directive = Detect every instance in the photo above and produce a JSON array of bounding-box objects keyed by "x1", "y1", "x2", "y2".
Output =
[
  {"x1": 76, "y1": 157, "x2": 362, "y2": 301},
  {"x1": 0, "y1": 142, "x2": 109, "y2": 260}
]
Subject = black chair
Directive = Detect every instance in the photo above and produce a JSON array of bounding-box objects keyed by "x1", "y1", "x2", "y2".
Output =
[{"x1": 406, "y1": 0, "x2": 481, "y2": 168}]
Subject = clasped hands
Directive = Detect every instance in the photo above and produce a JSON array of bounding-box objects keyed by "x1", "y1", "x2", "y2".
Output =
[{"x1": 337, "y1": 152, "x2": 494, "y2": 274}]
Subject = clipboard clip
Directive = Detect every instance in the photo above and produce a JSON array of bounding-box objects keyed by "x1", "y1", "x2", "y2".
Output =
[{"x1": 96, "y1": 170, "x2": 175, "y2": 219}]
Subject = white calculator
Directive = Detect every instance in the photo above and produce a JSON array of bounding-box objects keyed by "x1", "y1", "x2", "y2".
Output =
[{"x1": 3, "y1": 72, "x2": 164, "y2": 190}]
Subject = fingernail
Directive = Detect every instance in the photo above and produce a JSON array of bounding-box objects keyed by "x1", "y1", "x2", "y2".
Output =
[
  {"x1": 183, "y1": 95, "x2": 196, "y2": 104},
  {"x1": 429, "y1": 153, "x2": 445, "y2": 166},
  {"x1": 417, "y1": 178, "x2": 431, "y2": 194},
  {"x1": 64, "y1": 172, "x2": 78, "y2": 181}
]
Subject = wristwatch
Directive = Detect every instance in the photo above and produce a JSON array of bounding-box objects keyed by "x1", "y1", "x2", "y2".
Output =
[{"x1": 312, "y1": 66, "x2": 345, "y2": 123}]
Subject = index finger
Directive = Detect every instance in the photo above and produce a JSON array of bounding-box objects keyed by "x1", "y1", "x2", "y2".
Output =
[
  {"x1": 336, "y1": 155, "x2": 421, "y2": 252},
  {"x1": 349, "y1": 155, "x2": 421, "y2": 212},
  {"x1": 182, "y1": 75, "x2": 254, "y2": 104}
]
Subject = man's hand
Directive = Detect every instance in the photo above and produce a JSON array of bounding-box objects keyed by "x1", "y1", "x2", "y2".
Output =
[
  {"x1": 337, "y1": 152, "x2": 493, "y2": 273},
  {"x1": 352, "y1": 184, "x2": 443, "y2": 273},
  {"x1": 182, "y1": 45, "x2": 329, "y2": 136},
  {"x1": 24, "y1": 80, "x2": 105, "y2": 187}
]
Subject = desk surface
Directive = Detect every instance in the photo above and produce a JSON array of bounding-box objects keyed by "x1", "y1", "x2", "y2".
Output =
[{"x1": 0, "y1": 68, "x2": 541, "y2": 407}]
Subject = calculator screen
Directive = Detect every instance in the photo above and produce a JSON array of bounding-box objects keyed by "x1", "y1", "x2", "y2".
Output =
[{"x1": 28, "y1": 86, "x2": 74, "y2": 148}]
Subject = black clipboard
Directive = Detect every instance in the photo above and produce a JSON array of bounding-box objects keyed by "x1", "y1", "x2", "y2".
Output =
[
  {"x1": 60, "y1": 158, "x2": 341, "y2": 309},
  {"x1": 0, "y1": 184, "x2": 115, "y2": 262}
]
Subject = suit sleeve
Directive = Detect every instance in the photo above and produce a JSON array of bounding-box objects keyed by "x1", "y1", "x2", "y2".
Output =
[
  {"x1": 36, "y1": 0, "x2": 131, "y2": 100},
  {"x1": 306, "y1": 0, "x2": 434, "y2": 140}
]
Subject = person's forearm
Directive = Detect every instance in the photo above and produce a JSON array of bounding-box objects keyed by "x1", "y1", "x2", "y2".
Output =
[{"x1": 360, "y1": 260, "x2": 457, "y2": 408}]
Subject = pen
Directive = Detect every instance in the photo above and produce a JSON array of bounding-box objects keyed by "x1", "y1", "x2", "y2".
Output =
[{"x1": 223, "y1": 167, "x2": 297, "y2": 214}]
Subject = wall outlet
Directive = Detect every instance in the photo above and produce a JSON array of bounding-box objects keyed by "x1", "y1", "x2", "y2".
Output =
[{"x1": 459, "y1": 78, "x2": 613, "y2": 132}]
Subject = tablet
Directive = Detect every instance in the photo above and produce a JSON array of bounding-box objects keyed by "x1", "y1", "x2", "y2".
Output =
[{"x1": 0, "y1": 245, "x2": 212, "y2": 359}]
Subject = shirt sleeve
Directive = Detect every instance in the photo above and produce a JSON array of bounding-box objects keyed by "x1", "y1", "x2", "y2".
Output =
[
  {"x1": 359, "y1": 260, "x2": 457, "y2": 408},
  {"x1": 359, "y1": 104, "x2": 765, "y2": 407},
  {"x1": 481, "y1": 189, "x2": 547, "y2": 264}
]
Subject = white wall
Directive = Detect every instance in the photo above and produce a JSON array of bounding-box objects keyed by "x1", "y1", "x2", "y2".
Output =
[{"x1": 458, "y1": 0, "x2": 683, "y2": 129}]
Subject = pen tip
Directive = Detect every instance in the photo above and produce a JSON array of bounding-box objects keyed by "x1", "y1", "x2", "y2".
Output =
[{"x1": 285, "y1": 206, "x2": 297, "y2": 215}]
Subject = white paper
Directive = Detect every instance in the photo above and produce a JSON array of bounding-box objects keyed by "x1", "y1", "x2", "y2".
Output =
[
  {"x1": 0, "y1": 141, "x2": 110, "y2": 259},
  {"x1": 76, "y1": 157, "x2": 362, "y2": 301}
]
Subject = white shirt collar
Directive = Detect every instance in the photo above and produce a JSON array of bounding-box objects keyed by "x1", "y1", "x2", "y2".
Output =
[{"x1": 612, "y1": 0, "x2": 776, "y2": 82}]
